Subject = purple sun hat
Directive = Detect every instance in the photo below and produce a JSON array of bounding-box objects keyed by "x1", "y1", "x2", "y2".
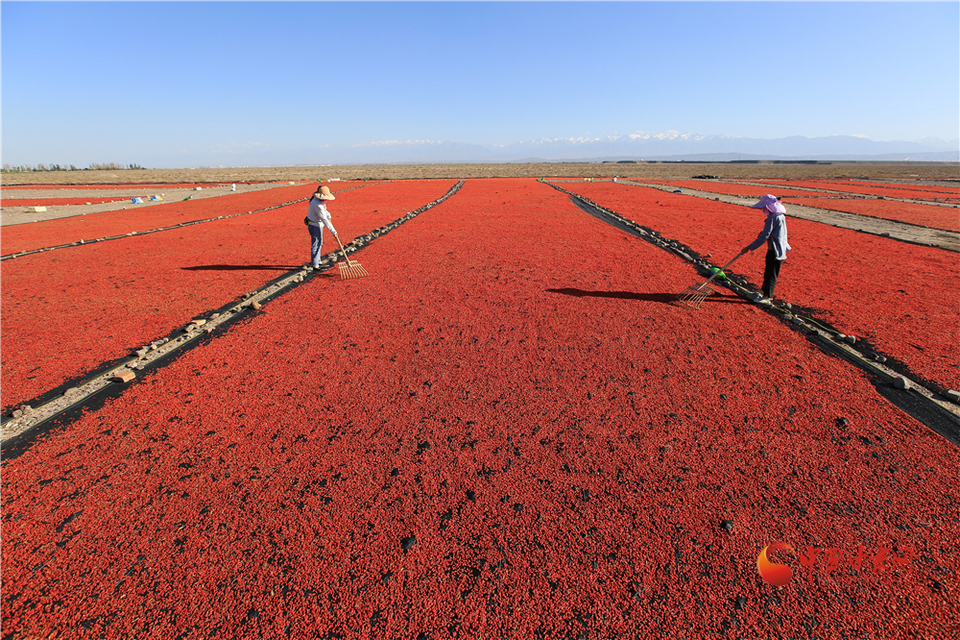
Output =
[{"x1": 751, "y1": 194, "x2": 786, "y2": 215}]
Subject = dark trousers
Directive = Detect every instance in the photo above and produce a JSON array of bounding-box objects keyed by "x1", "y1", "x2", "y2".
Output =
[{"x1": 762, "y1": 248, "x2": 783, "y2": 298}]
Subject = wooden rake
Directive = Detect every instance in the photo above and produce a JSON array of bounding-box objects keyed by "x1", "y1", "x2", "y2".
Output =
[
  {"x1": 333, "y1": 234, "x2": 369, "y2": 280},
  {"x1": 676, "y1": 251, "x2": 744, "y2": 309}
]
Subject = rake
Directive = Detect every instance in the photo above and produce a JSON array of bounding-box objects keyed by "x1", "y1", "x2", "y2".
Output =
[
  {"x1": 333, "y1": 234, "x2": 369, "y2": 280},
  {"x1": 676, "y1": 251, "x2": 744, "y2": 309}
]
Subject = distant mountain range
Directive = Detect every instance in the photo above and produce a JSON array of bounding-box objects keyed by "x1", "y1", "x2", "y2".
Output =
[{"x1": 303, "y1": 133, "x2": 959, "y2": 165}]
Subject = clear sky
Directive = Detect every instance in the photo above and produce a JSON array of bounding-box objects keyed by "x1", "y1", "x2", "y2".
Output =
[{"x1": 2, "y1": 1, "x2": 958, "y2": 168}]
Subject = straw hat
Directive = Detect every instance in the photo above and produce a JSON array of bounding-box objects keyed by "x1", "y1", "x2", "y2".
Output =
[
  {"x1": 315, "y1": 185, "x2": 336, "y2": 201},
  {"x1": 751, "y1": 194, "x2": 785, "y2": 214}
]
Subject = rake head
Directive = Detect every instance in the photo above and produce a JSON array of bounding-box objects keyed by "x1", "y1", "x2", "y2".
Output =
[
  {"x1": 675, "y1": 283, "x2": 713, "y2": 309},
  {"x1": 338, "y1": 258, "x2": 369, "y2": 280}
]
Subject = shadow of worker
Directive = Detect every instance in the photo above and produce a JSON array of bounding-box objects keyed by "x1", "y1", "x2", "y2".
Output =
[
  {"x1": 181, "y1": 265, "x2": 301, "y2": 272},
  {"x1": 547, "y1": 288, "x2": 749, "y2": 306},
  {"x1": 547, "y1": 288, "x2": 677, "y2": 304}
]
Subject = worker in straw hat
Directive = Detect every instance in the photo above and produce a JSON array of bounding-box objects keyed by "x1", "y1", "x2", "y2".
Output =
[
  {"x1": 304, "y1": 185, "x2": 339, "y2": 269},
  {"x1": 739, "y1": 194, "x2": 791, "y2": 303}
]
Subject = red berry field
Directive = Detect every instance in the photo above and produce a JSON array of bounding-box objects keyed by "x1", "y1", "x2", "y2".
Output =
[
  {"x1": 558, "y1": 181, "x2": 960, "y2": 392},
  {"x1": 637, "y1": 179, "x2": 960, "y2": 232},
  {"x1": 0, "y1": 180, "x2": 457, "y2": 411},
  {"x1": 2, "y1": 177, "x2": 958, "y2": 639},
  {"x1": 752, "y1": 179, "x2": 960, "y2": 203},
  {"x1": 1, "y1": 183, "x2": 319, "y2": 257}
]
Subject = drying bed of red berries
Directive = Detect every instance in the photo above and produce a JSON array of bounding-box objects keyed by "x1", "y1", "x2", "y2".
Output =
[
  {"x1": 560, "y1": 182, "x2": 960, "y2": 391},
  {"x1": 0, "y1": 183, "x2": 257, "y2": 191},
  {"x1": 784, "y1": 197, "x2": 959, "y2": 232},
  {"x1": 638, "y1": 180, "x2": 959, "y2": 231},
  {"x1": 759, "y1": 178, "x2": 960, "y2": 196},
  {"x1": 1, "y1": 184, "x2": 320, "y2": 256},
  {"x1": 811, "y1": 178, "x2": 958, "y2": 189},
  {"x1": 751, "y1": 179, "x2": 960, "y2": 202},
  {"x1": 2, "y1": 178, "x2": 958, "y2": 639},
  {"x1": 0, "y1": 180, "x2": 458, "y2": 412},
  {"x1": 2, "y1": 198, "x2": 134, "y2": 207},
  {"x1": 639, "y1": 179, "x2": 828, "y2": 199}
]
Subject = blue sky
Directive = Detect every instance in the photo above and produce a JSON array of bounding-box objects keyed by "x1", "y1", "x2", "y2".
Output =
[{"x1": 2, "y1": 1, "x2": 958, "y2": 167}]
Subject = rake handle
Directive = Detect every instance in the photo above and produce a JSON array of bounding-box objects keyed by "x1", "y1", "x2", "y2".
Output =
[
  {"x1": 698, "y1": 250, "x2": 745, "y2": 288},
  {"x1": 333, "y1": 232, "x2": 351, "y2": 263}
]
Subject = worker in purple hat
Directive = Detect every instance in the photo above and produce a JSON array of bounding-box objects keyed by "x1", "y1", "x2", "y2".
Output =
[{"x1": 740, "y1": 194, "x2": 791, "y2": 302}]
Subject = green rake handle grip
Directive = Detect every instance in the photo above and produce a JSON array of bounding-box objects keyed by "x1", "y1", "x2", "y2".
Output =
[{"x1": 698, "y1": 251, "x2": 745, "y2": 288}]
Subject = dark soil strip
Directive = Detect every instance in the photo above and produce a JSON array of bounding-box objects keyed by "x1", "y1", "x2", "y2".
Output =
[
  {"x1": 1, "y1": 181, "x2": 465, "y2": 458},
  {"x1": 544, "y1": 180, "x2": 960, "y2": 447}
]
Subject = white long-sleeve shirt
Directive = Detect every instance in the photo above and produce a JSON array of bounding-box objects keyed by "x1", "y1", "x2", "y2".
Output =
[{"x1": 306, "y1": 199, "x2": 337, "y2": 235}]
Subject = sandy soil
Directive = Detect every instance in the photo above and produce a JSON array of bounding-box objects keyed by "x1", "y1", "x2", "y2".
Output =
[{"x1": 2, "y1": 161, "x2": 958, "y2": 186}]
